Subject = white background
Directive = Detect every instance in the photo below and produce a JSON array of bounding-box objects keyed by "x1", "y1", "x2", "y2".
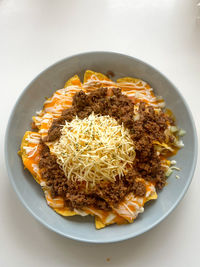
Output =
[{"x1": 1, "y1": 0, "x2": 200, "y2": 266}]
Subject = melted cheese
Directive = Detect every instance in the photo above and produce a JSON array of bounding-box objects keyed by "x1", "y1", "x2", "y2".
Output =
[{"x1": 50, "y1": 113, "x2": 136, "y2": 185}]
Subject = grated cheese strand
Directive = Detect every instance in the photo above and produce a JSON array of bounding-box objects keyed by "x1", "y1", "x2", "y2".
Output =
[{"x1": 50, "y1": 113, "x2": 136, "y2": 186}]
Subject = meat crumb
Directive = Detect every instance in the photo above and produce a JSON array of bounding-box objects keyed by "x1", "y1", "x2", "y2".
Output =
[{"x1": 106, "y1": 70, "x2": 115, "y2": 78}]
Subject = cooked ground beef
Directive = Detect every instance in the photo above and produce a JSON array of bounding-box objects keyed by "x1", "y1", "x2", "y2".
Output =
[
  {"x1": 106, "y1": 70, "x2": 115, "y2": 78},
  {"x1": 31, "y1": 121, "x2": 38, "y2": 131},
  {"x1": 40, "y1": 87, "x2": 173, "y2": 210}
]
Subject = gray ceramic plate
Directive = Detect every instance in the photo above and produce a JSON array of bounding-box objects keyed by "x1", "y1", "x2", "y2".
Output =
[{"x1": 5, "y1": 52, "x2": 197, "y2": 243}]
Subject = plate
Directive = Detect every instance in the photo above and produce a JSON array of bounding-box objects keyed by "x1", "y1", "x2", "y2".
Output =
[{"x1": 5, "y1": 52, "x2": 198, "y2": 243}]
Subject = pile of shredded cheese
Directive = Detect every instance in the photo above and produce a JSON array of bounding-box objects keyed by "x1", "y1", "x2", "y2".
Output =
[{"x1": 50, "y1": 113, "x2": 136, "y2": 186}]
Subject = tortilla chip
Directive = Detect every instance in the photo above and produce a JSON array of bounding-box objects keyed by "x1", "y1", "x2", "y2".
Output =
[
  {"x1": 83, "y1": 207, "x2": 127, "y2": 229},
  {"x1": 64, "y1": 74, "x2": 82, "y2": 88},
  {"x1": 95, "y1": 213, "x2": 128, "y2": 229},
  {"x1": 117, "y1": 77, "x2": 152, "y2": 89},
  {"x1": 20, "y1": 131, "x2": 42, "y2": 184},
  {"x1": 95, "y1": 217, "x2": 106, "y2": 229},
  {"x1": 117, "y1": 77, "x2": 140, "y2": 84},
  {"x1": 32, "y1": 77, "x2": 83, "y2": 136},
  {"x1": 146, "y1": 192, "x2": 157, "y2": 202},
  {"x1": 54, "y1": 208, "x2": 78, "y2": 216},
  {"x1": 153, "y1": 141, "x2": 174, "y2": 152},
  {"x1": 83, "y1": 70, "x2": 110, "y2": 83},
  {"x1": 113, "y1": 180, "x2": 157, "y2": 223}
]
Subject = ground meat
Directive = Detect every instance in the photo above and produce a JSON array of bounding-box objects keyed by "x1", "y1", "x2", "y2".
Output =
[
  {"x1": 39, "y1": 87, "x2": 172, "y2": 211},
  {"x1": 31, "y1": 121, "x2": 38, "y2": 131},
  {"x1": 95, "y1": 174, "x2": 146, "y2": 207},
  {"x1": 106, "y1": 70, "x2": 115, "y2": 78},
  {"x1": 39, "y1": 144, "x2": 66, "y2": 198},
  {"x1": 73, "y1": 90, "x2": 89, "y2": 110},
  {"x1": 65, "y1": 187, "x2": 111, "y2": 211}
]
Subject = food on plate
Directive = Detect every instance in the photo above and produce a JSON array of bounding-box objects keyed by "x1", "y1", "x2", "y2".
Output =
[{"x1": 19, "y1": 70, "x2": 184, "y2": 229}]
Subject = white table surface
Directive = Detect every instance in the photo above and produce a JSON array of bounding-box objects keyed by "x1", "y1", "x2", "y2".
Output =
[{"x1": 1, "y1": 0, "x2": 200, "y2": 266}]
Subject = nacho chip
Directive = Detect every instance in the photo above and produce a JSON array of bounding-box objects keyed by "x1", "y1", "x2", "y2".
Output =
[
  {"x1": 20, "y1": 131, "x2": 42, "y2": 184},
  {"x1": 117, "y1": 77, "x2": 140, "y2": 84},
  {"x1": 95, "y1": 212, "x2": 127, "y2": 229},
  {"x1": 82, "y1": 207, "x2": 126, "y2": 229},
  {"x1": 95, "y1": 217, "x2": 106, "y2": 229},
  {"x1": 32, "y1": 75, "x2": 83, "y2": 138},
  {"x1": 116, "y1": 77, "x2": 165, "y2": 107},
  {"x1": 83, "y1": 70, "x2": 116, "y2": 92},
  {"x1": 54, "y1": 208, "x2": 78, "y2": 216},
  {"x1": 64, "y1": 74, "x2": 82, "y2": 88},
  {"x1": 113, "y1": 180, "x2": 157, "y2": 223},
  {"x1": 153, "y1": 141, "x2": 174, "y2": 152},
  {"x1": 83, "y1": 70, "x2": 110, "y2": 83}
]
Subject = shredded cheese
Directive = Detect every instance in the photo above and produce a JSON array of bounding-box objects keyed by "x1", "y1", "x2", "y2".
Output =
[{"x1": 50, "y1": 113, "x2": 135, "y2": 186}]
